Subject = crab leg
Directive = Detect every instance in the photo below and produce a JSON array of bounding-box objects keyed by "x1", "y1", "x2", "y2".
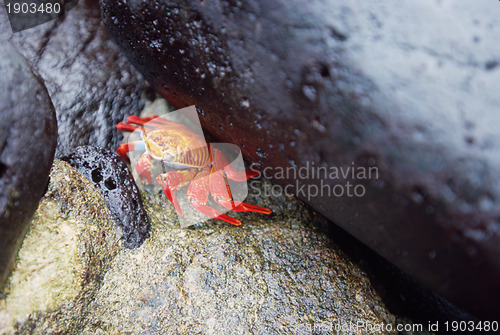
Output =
[
  {"x1": 127, "y1": 115, "x2": 158, "y2": 124},
  {"x1": 209, "y1": 168, "x2": 271, "y2": 214},
  {"x1": 187, "y1": 170, "x2": 242, "y2": 226},
  {"x1": 116, "y1": 115, "x2": 172, "y2": 133},
  {"x1": 126, "y1": 115, "x2": 179, "y2": 128},
  {"x1": 157, "y1": 169, "x2": 198, "y2": 216},
  {"x1": 116, "y1": 140, "x2": 146, "y2": 162},
  {"x1": 231, "y1": 202, "x2": 272, "y2": 213},
  {"x1": 208, "y1": 147, "x2": 271, "y2": 214},
  {"x1": 225, "y1": 165, "x2": 259, "y2": 181},
  {"x1": 210, "y1": 146, "x2": 259, "y2": 182},
  {"x1": 116, "y1": 122, "x2": 142, "y2": 133}
]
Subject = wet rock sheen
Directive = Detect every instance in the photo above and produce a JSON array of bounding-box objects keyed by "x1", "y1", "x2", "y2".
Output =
[
  {"x1": 0, "y1": 0, "x2": 147, "y2": 156},
  {"x1": 0, "y1": 41, "x2": 57, "y2": 287},
  {"x1": 101, "y1": 0, "x2": 500, "y2": 318}
]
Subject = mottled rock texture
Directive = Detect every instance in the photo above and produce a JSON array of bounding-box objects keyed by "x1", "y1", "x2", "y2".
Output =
[
  {"x1": 101, "y1": 0, "x2": 500, "y2": 318},
  {"x1": 0, "y1": 160, "x2": 122, "y2": 334},
  {"x1": 0, "y1": 41, "x2": 57, "y2": 287},
  {"x1": 1, "y1": 161, "x2": 433, "y2": 334},
  {"x1": 0, "y1": 0, "x2": 147, "y2": 156},
  {"x1": 62, "y1": 146, "x2": 150, "y2": 248}
]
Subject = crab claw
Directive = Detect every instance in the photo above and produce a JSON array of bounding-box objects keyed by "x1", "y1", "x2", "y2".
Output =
[
  {"x1": 136, "y1": 153, "x2": 153, "y2": 184},
  {"x1": 126, "y1": 115, "x2": 159, "y2": 125},
  {"x1": 224, "y1": 168, "x2": 259, "y2": 181}
]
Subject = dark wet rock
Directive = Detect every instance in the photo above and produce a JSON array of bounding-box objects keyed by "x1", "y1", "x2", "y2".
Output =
[
  {"x1": 101, "y1": 0, "x2": 500, "y2": 318},
  {"x1": 62, "y1": 146, "x2": 150, "y2": 248},
  {"x1": 0, "y1": 41, "x2": 57, "y2": 287},
  {"x1": 1, "y1": 171, "x2": 434, "y2": 334},
  {"x1": 0, "y1": 160, "x2": 121, "y2": 332},
  {"x1": 0, "y1": 0, "x2": 147, "y2": 156}
]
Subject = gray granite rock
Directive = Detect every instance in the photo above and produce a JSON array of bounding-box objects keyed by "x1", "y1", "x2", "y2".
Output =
[
  {"x1": 100, "y1": 0, "x2": 500, "y2": 318},
  {"x1": 0, "y1": 41, "x2": 57, "y2": 287}
]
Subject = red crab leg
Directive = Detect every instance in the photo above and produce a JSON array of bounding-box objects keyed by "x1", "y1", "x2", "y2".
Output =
[
  {"x1": 209, "y1": 168, "x2": 271, "y2": 214},
  {"x1": 209, "y1": 147, "x2": 271, "y2": 213},
  {"x1": 116, "y1": 122, "x2": 141, "y2": 133},
  {"x1": 117, "y1": 116, "x2": 171, "y2": 133},
  {"x1": 157, "y1": 169, "x2": 198, "y2": 216},
  {"x1": 187, "y1": 170, "x2": 242, "y2": 226},
  {"x1": 225, "y1": 166, "x2": 259, "y2": 181},
  {"x1": 127, "y1": 115, "x2": 158, "y2": 124},
  {"x1": 126, "y1": 115, "x2": 179, "y2": 128},
  {"x1": 210, "y1": 146, "x2": 259, "y2": 181},
  {"x1": 116, "y1": 140, "x2": 146, "y2": 161},
  {"x1": 231, "y1": 202, "x2": 272, "y2": 213}
]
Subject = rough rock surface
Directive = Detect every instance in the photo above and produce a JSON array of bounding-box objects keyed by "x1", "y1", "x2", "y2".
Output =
[
  {"x1": 101, "y1": 0, "x2": 500, "y2": 318},
  {"x1": 0, "y1": 160, "x2": 433, "y2": 335},
  {"x1": 0, "y1": 0, "x2": 147, "y2": 156},
  {"x1": 0, "y1": 160, "x2": 121, "y2": 334},
  {"x1": 62, "y1": 146, "x2": 150, "y2": 248},
  {"x1": 0, "y1": 41, "x2": 57, "y2": 287}
]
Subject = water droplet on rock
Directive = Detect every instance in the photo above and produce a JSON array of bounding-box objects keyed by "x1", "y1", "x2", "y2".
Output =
[
  {"x1": 240, "y1": 98, "x2": 250, "y2": 108},
  {"x1": 428, "y1": 249, "x2": 437, "y2": 260},
  {"x1": 302, "y1": 85, "x2": 317, "y2": 101},
  {"x1": 256, "y1": 148, "x2": 268, "y2": 158}
]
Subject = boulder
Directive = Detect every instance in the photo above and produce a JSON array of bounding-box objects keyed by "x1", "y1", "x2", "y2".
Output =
[
  {"x1": 0, "y1": 0, "x2": 147, "y2": 156},
  {"x1": 1, "y1": 160, "x2": 423, "y2": 334},
  {"x1": 0, "y1": 41, "x2": 57, "y2": 287},
  {"x1": 0, "y1": 160, "x2": 122, "y2": 333},
  {"x1": 100, "y1": 0, "x2": 500, "y2": 318}
]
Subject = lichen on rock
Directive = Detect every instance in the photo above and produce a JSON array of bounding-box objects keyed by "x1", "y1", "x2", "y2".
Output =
[
  {"x1": 0, "y1": 160, "x2": 121, "y2": 334},
  {"x1": 0, "y1": 160, "x2": 435, "y2": 334}
]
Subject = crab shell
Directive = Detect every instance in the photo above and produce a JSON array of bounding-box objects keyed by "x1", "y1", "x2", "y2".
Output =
[{"x1": 144, "y1": 124, "x2": 210, "y2": 170}]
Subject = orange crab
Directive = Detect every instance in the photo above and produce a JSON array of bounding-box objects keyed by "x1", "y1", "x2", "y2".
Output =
[{"x1": 116, "y1": 115, "x2": 271, "y2": 226}]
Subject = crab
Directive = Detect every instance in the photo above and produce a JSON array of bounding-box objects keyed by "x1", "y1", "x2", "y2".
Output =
[{"x1": 116, "y1": 114, "x2": 271, "y2": 226}]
